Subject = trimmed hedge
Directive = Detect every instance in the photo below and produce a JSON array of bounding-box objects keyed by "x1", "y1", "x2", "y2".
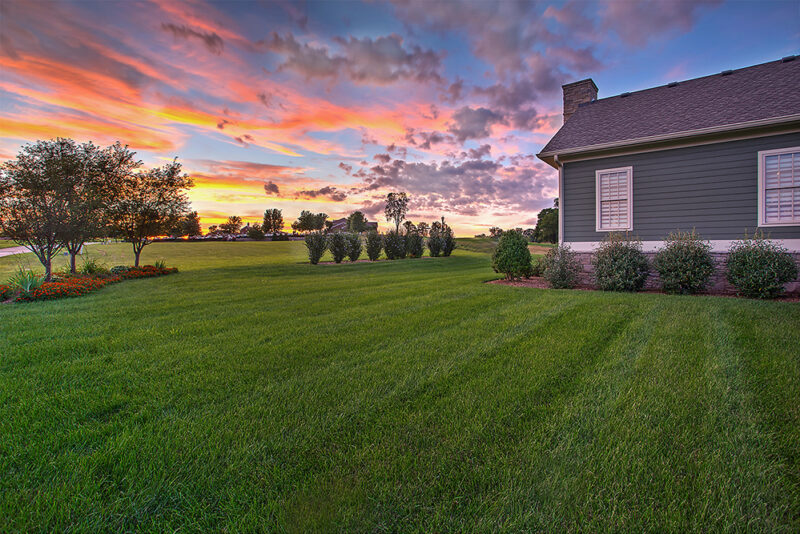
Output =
[
  {"x1": 726, "y1": 233, "x2": 798, "y2": 298},
  {"x1": 653, "y1": 230, "x2": 714, "y2": 294},
  {"x1": 592, "y1": 234, "x2": 649, "y2": 292},
  {"x1": 304, "y1": 232, "x2": 327, "y2": 264}
]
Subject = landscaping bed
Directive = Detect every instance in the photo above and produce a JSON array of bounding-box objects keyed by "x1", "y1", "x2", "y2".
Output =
[{"x1": 5, "y1": 265, "x2": 178, "y2": 303}]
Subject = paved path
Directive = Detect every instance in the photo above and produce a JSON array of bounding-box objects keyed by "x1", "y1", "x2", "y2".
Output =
[{"x1": 0, "y1": 245, "x2": 33, "y2": 258}]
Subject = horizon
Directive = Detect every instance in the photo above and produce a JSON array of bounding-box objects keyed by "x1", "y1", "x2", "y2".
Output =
[{"x1": 1, "y1": 0, "x2": 798, "y2": 235}]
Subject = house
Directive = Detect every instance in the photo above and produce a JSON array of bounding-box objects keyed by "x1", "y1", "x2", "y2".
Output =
[
  {"x1": 328, "y1": 218, "x2": 378, "y2": 232},
  {"x1": 537, "y1": 56, "x2": 800, "y2": 291}
]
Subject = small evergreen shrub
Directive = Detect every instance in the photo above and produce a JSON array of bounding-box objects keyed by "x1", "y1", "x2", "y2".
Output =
[
  {"x1": 327, "y1": 232, "x2": 348, "y2": 263},
  {"x1": 427, "y1": 234, "x2": 443, "y2": 257},
  {"x1": 653, "y1": 230, "x2": 714, "y2": 294},
  {"x1": 304, "y1": 232, "x2": 327, "y2": 264},
  {"x1": 492, "y1": 230, "x2": 532, "y2": 280},
  {"x1": 592, "y1": 234, "x2": 650, "y2": 292},
  {"x1": 542, "y1": 245, "x2": 581, "y2": 289},
  {"x1": 383, "y1": 231, "x2": 406, "y2": 260},
  {"x1": 530, "y1": 257, "x2": 544, "y2": 277},
  {"x1": 110, "y1": 265, "x2": 130, "y2": 275},
  {"x1": 346, "y1": 233, "x2": 362, "y2": 262},
  {"x1": 442, "y1": 228, "x2": 456, "y2": 257},
  {"x1": 366, "y1": 231, "x2": 382, "y2": 261},
  {"x1": 726, "y1": 232, "x2": 798, "y2": 298},
  {"x1": 405, "y1": 231, "x2": 424, "y2": 258}
]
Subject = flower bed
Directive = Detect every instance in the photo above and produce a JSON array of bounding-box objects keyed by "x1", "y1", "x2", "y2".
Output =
[
  {"x1": 13, "y1": 265, "x2": 178, "y2": 303},
  {"x1": 0, "y1": 284, "x2": 13, "y2": 301}
]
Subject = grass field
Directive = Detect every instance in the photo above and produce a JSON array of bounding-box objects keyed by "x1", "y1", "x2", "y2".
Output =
[
  {"x1": 2, "y1": 241, "x2": 799, "y2": 531},
  {"x1": 0, "y1": 239, "x2": 21, "y2": 249}
]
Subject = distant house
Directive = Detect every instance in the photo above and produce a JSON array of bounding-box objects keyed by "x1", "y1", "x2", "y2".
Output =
[
  {"x1": 537, "y1": 56, "x2": 800, "y2": 290},
  {"x1": 328, "y1": 218, "x2": 378, "y2": 232}
]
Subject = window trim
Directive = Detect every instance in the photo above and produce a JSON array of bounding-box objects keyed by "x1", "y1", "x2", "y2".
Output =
[
  {"x1": 758, "y1": 146, "x2": 800, "y2": 227},
  {"x1": 595, "y1": 166, "x2": 633, "y2": 232}
]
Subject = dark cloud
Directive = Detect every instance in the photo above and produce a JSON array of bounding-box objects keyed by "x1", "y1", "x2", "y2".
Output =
[
  {"x1": 447, "y1": 106, "x2": 506, "y2": 142},
  {"x1": 161, "y1": 23, "x2": 224, "y2": 55},
  {"x1": 234, "y1": 134, "x2": 254, "y2": 146},
  {"x1": 465, "y1": 144, "x2": 491, "y2": 160},
  {"x1": 386, "y1": 143, "x2": 408, "y2": 159},
  {"x1": 265, "y1": 32, "x2": 443, "y2": 85},
  {"x1": 373, "y1": 153, "x2": 392, "y2": 163},
  {"x1": 264, "y1": 181, "x2": 280, "y2": 194},
  {"x1": 441, "y1": 77, "x2": 465, "y2": 104},
  {"x1": 602, "y1": 0, "x2": 723, "y2": 46},
  {"x1": 338, "y1": 162, "x2": 353, "y2": 174},
  {"x1": 296, "y1": 186, "x2": 348, "y2": 202}
]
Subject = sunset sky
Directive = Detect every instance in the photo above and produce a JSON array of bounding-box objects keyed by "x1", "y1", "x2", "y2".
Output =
[{"x1": 1, "y1": 0, "x2": 798, "y2": 235}]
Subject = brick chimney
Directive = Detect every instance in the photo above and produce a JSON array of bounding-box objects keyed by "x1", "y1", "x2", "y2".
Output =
[{"x1": 562, "y1": 78, "x2": 598, "y2": 123}]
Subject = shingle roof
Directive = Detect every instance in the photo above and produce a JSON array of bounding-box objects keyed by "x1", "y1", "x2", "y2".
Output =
[{"x1": 539, "y1": 56, "x2": 800, "y2": 156}]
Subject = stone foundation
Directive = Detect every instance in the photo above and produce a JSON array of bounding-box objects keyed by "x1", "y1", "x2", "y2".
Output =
[{"x1": 572, "y1": 252, "x2": 800, "y2": 294}]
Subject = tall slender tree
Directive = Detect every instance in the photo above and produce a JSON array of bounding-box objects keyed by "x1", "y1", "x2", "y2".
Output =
[{"x1": 384, "y1": 192, "x2": 408, "y2": 232}]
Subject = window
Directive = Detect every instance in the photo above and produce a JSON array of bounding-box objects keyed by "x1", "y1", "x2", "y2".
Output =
[
  {"x1": 596, "y1": 166, "x2": 633, "y2": 231},
  {"x1": 759, "y1": 147, "x2": 800, "y2": 226}
]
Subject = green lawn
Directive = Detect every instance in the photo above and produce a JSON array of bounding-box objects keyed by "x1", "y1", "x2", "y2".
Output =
[
  {"x1": 0, "y1": 239, "x2": 21, "y2": 249},
  {"x1": 1, "y1": 242, "x2": 798, "y2": 532}
]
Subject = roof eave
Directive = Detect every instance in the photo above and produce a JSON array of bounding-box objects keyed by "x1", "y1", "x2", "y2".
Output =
[{"x1": 536, "y1": 113, "x2": 800, "y2": 165}]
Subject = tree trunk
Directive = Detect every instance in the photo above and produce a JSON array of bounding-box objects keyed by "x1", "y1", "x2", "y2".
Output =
[
  {"x1": 44, "y1": 259, "x2": 52, "y2": 282},
  {"x1": 134, "y1": 249, "x2": 141, "y2": 267},
  {"x1": 70, "y1": 252, "x2": 77, "y2": 274}
]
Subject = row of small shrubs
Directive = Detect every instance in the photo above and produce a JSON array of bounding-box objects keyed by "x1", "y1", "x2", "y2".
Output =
[
  {"x1": 493, "y1": 230, "x2": 798, "y2": 298},
  {"x1": 6, "y1": 262, "x2": 178, "y2": 303},
  {"x1": 305, "y1": 230, "x2": 456, "y2": 265}
]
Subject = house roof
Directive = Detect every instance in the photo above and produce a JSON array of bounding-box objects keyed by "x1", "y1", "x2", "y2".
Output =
[{"x1": 538, "y1": 56, "x2": 800, "y2": 161}]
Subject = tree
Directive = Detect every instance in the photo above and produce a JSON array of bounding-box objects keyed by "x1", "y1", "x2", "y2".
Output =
[
  {"x1": 489, "y1": 226, "x2": 504, "y2": 238},
  {"x1": 384, "y1": 192, "x2": 408, "y2": 232},
  {"x1": 262, "y1": 208, "x2": 283, "y2": 234},
  {"x1": 207, "y1": 225, "x2": 219, "y2": 236},
  {"x1": 0, "y1": 139, "x2": 77, "y2": 280},
  {"x1": 347, "y1": 211, "x2": 369, "y2": 233},
  {"x1": 292, "y1": 210, "x2": 328, "y2": 232},
  {"x1": 402, "y1": 220, "x2": 417, "y2": 235},
  {"x1": 107, "y1": 159, "x2": 193, "y2": 266},
  {"x1": 219, "y1": 215, "x2": 242, "y2": 235},
  {"x1": 416, "y1": 222, "x2": 430, "y2": 237},
  {"x1": 533, "y1": 199, "x2": 559, "y2": 243},
  {"x1": 247, "y1": 223, "x2": 265, "y2": 240},
  {"x1": 170, "y1": 211, "x2": 202, "y2": 237}
]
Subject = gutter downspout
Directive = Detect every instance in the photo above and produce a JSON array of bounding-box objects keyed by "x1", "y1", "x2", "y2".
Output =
[{"x1": 554, "y1": 155, "x2": 563, "y2": 246}]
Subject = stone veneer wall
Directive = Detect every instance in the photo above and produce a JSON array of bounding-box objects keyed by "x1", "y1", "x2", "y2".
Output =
[{"x1": 572, "y1": 252, "x2": 800, "y2": 294}]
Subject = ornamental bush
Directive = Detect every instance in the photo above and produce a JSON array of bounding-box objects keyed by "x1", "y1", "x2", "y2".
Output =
[
  {"x1": 247, "y1": 225, "x2": 265, "y2": 240},
  {"x1": 427, "y1": 234, "x2": 443, "y2": 257},
  {"x1": 327, "y1": 232, "x2": 348, "y2": 263},
  {"x1": 653, "y1": 230, "x2": 714, "y2": 294},
  {"x1": 383, "y1": 231, "x2": 406, "y2": 260},
  {"x1": 110, "y1": 265, "x2": 130, "y2": 275},
  {"x1": 346, "y1": 232, "x2": 362, "y2": 262},
  {"x1": 726, "y1": 232, "x2": 798, "y2": 298},
  {"x1": 530, "y1": 257, "x2": 544, "y2": 277},
  {"x1": 304, "y1": 232, "x2": 327, "y2": 264},
  {"x1": 542, "y1": 245, "x2": 581, "y2": 289},
  {"x1": 492, "y1": 230, "x2": 532, "y2": 280},
  {"x1": 405, "y1": 231, "x2": 425, "y2": 258},
  {"x1": 442, "y1": 228, "x2": 457, "y2": 257},
  {"x1": 592, "y1": 233, "x2": 650, "y2": 292},
  {"x1": 366, "y1": 230, "x2": 382, "y2": 261}
]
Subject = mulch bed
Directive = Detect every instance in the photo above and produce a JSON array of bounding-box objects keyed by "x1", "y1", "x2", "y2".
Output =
[{"x1": 487, "y1": 277, "x2": 800, "y2": 302}]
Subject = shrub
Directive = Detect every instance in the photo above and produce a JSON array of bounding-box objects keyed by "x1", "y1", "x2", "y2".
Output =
[
  {"x1": 492, "y1": 230, "x2": 532, "y2": 280},
  {"x1": 80, "y1": 257, "x2": 109, "y2": 276},
  {"x1": 304, "y1": 232, "x2": 327, "y2": 264},
  {"x1": 405, "y1": 231, "x2": 424, "y2": 258},
  {"x1": 346, "y1": 233, "x2": 362, "y2": 262},
  {"x1": 9, "y1": 268, "x2": 44, "y2": 293},
  {"x1": 0, "y1": 284, "x2": 12, "y2": 300},
  {"x1": 271, "y1": 232, "x2": 289, "y2": 241},
  {"x1": 247, "y1": 225, "x2": 265, "y2": 240},
  {"x1": 110, "y1": 265, "x2": 130, "y2": 275},
  {"x1": 653, "y1": 230, "x2": 714, "y2": 294},
  {"x1": 383, "y1": 231, "x2": 406, "y2": 260},
  {"x1": 154, "y1": 259, "x2": 168, "y2": 270},
  {"x1": 726, "y1": 232, "x2": 798, "y2": 298},
  {"x1": 427, "y1": 234, "x2": 443, "y2": 257},
  {"x1": 592, "y1": 234, "x2": 650, "y2": 292},
  {"x1": 442, "y1": 228, "x2": 457, "y2": 257},
  {"x1": 542, "y1": 245, "x2": 581, "y2": 289},
  {"x1": 366, "y1": 231, "x2": 382, "y2": 261},
  {"x1": 530, "y1": 257, "x2": 544, "y2": 277},
  {"x1": 327, "y1": 232, "x2": 348, "y2": 263}
]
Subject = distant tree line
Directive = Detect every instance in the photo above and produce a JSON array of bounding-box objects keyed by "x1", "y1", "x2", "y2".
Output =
[{"x1": 479, "y1": 199, "x2": 558, "y2": 243}]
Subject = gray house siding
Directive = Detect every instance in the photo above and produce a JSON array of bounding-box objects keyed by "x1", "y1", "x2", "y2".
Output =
[{"x1": 562, "y1": 132, "x2": 800, "y2": 242}]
